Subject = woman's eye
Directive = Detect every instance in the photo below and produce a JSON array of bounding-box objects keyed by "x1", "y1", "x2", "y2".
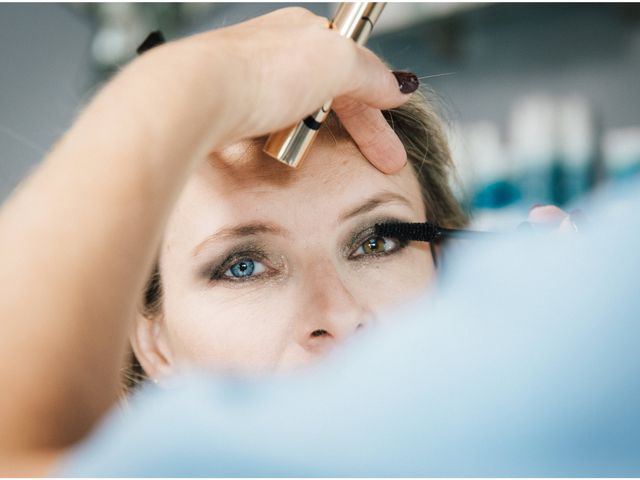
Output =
[
  {"x1": 223, "y1": 258, "x2": 266, "y2": 279},
  {"x1": 352, "y1": 236, "x2": 399, "y2": 257}
]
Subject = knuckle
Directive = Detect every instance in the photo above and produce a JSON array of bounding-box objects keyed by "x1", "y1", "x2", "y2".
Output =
[{"x1": 335, "y1": 99, "x2": 368, "y2": 120}]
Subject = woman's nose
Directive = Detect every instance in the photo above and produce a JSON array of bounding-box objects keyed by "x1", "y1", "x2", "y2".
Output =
[{"x1": 295, "y1": 261, "x2": 373, "y2": 353}]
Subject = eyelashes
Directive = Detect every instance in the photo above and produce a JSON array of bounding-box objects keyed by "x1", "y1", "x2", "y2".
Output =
[{"x1": 205, "y1": 223, "x2": 410, "y2": 284}]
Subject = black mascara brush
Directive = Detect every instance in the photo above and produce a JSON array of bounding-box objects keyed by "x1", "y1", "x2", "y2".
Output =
[{"x1": 375, "y1": 222, "x2": 497, "y2": 242}]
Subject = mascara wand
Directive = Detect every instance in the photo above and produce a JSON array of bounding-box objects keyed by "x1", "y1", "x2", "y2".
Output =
[{"x1": 375, "y1": 222, "x2": 497, "y2": 243}]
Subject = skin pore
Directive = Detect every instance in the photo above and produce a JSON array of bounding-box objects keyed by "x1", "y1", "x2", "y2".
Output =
[{"x1": 132, "y1": 131, "x2": 435, "y2": 379}]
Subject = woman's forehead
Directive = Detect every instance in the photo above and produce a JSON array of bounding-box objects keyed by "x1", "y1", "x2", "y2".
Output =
[
  {"x1": 165, "y1": 135, "x2": 424, "y2": 247},
  {"x1": 198, "y1": 135, "x2": 417, "y2": 199}
]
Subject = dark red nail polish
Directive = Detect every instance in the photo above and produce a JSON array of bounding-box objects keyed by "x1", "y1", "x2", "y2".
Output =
[
  {"x1": 136, "y1": 30, "x2": 166, "y2": 55},
  {"x1": 392, "y1": 71, "x2": 419, "y2": 94}
]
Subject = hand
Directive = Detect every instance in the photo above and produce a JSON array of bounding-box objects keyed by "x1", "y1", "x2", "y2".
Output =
[{"x1": 132, "y1": 7, "x2": 415, "y2": 173}]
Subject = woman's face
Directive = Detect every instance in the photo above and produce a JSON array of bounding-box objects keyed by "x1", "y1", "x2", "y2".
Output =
[{"x1": 138, "y1": 132, "x2": 434, "y2": 376}]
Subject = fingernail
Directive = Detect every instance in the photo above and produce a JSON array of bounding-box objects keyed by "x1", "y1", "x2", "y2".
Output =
[
  {"x1": 392, "y1": 71, "x2": 419, "y2": 94},
  {"x1": 136, "y1": 30, "x2": 166, "y2": 55}
]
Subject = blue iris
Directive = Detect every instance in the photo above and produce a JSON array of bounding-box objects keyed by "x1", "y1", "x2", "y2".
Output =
[{"x1": 228, "y1": 259, "x2": 255, "y2": 278}]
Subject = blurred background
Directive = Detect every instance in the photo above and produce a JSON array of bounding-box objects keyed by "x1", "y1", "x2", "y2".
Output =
[{"x1": 1, "y1": 3, "x2": 640, "y2": 227}]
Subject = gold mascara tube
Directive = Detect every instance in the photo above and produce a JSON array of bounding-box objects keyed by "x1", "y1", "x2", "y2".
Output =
[{"x1": 263, "y1": 3, "x2": 386, "y2": 168}]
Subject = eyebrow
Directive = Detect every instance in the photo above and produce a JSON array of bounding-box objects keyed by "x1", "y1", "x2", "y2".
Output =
[
  {"x1": 338, "y1": 192, "x2": 413, "y2": 222},
  {"x1": 192, "y1": 192, "x2": 413, "y2": 257},
  {"x1": 192, "y1": 222, "x2": 288, "y2": 257}
]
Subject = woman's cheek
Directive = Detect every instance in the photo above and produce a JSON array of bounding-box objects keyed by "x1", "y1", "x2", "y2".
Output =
[
  {"x1": 348, "y1": 244, "x2": 435, "y2": 311},
  {"x1": 164, "y1": 285, "x2": 294, "y2": 370}
]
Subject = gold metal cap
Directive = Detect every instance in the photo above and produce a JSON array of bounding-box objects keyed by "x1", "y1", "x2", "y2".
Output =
[{"x1": 262, "y1": 120, "x2": 321, "y2": 168}]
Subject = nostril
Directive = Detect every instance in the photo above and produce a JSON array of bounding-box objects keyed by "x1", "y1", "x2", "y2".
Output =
[{"x1": 310, "y1": 329, "x2": 329, "y2": 338}]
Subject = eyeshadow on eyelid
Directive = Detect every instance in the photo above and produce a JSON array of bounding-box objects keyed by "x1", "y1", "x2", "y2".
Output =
[{"x1": 192, "y1": 223, "x2": 288, "y2": 257}]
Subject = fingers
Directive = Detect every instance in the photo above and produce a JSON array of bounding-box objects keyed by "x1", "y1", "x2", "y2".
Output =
[
  {"x1": 528, "y1": 205, "x2": 568, "y2": 224},
  {"x1": 345, "y1": 46, "x2": 420, "y2": 110},
  {"x1": 528, "y1": 204, "x2": 579, "y2": 234},
  {"x1": 167, "y1": 7, "x2": 422, "y2": 151},
  {"x1": 317, "y1": 35, "x2": 417, "y2": 174},
  {"x1": 333, "y1": 97, "x2": 406, "y2": 174}
]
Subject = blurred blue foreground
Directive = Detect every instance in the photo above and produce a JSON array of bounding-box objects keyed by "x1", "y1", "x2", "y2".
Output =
[{"x1": 60, "y1": 180, "x2": 640, "y2": 476}]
